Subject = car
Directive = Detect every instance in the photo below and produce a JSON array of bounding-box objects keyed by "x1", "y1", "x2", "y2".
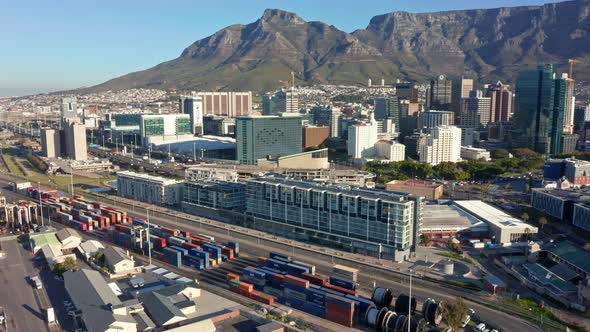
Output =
[
  {"x1": 476, "y1": 323, "x2": 486, "y2": 331},
  {"x1": 461, "y1": 314, "x2": 470, "y2": 327}
]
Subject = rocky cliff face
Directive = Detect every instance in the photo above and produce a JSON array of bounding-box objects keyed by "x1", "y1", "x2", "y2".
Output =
[{"x1": 89, "y1": 0, "x2": 590, "y2": 92}]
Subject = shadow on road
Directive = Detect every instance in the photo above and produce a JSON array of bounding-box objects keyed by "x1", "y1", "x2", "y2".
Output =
[{"x1": 22, "y1": 303, "x2": 44, "y2": 321}]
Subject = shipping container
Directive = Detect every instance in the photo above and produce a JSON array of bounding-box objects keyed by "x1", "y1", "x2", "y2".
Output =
[
  {"x1": 329, "y1": 276, "x2": 357, "y2": 290},
  {"x1": 301, "y1": 273, "x2": 327, "y2": 287},
  {"x1": 269, "y1": 252, "x2": 290, "y2": 261},
  {"x1": 284, "y1": 275, "x2": 310, "y2": 289},
  {"x1": 226, "y1": 273, "x2": 240, "y2": 282}
]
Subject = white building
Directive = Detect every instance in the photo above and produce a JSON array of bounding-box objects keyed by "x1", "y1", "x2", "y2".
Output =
[
  {"x1": 116, "y1": 171, "x2": 183, "y2": 205},
  {"x1": 139, "y1": 114, "x2": 194, "y2": 146},
  {"x1": 420, "y1": 126, "x2": 462, "y2": 165},
  {"x1": 461, "y1": 146, "x2": 491, "y2": 161},
  {"x1": 103, "y1": 246, "x2": 135, "y2": 275},
  {"x1": 347, "y1": 114, "x2": 378, "y2": 159},
  {"x1": 185, "y1": 166, "x2": 238, "y2": 183},
  {"x1": 56, "y1": 228, "x2": 82, "y2": 251},
  {"x1": 329, "y1": 107, "x2": 341, "y2": 138},
  {"x1": 373, "y1": 140, "x2": 405, "y2": 162}
]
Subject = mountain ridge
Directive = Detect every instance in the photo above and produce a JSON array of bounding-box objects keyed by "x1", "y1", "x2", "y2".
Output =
[{"x1": 87, "y1": 0, "x2": 590, "y2": 93}]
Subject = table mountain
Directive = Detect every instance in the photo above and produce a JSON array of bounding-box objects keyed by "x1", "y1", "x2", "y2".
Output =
[{"x1": 89, "y1": 0, "x2": 590, "y2": 92}]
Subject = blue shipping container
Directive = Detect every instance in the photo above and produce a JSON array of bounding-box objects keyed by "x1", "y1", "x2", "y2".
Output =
[
  {"x1": 269, "y1": 252, "x2": 290, "y2": 261},
  {"x1": 329, "y1": 276, "x2": 357, "y2": 290},
  {"x1": 301, "y1": 302, "x2": 325, "y2": 318}
]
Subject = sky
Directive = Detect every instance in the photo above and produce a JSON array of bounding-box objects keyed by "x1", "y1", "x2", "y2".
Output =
[{"x1": 0, "y1": 0, "x2": 564, "y2": 97}]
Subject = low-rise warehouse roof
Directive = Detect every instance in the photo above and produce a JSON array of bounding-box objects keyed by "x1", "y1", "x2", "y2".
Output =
[
  {"x1": 543, "y1": 241, "x2": 590, "y2": 275},
  {"x1": 421, "y1": 204, "x2": 488, "y2": 233}
]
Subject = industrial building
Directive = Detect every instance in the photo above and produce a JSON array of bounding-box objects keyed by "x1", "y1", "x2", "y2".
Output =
[
  {"x1": 40, "y1": 128, "x2": 61, "y2": 158},
  {"x1": 40, "y1": 120, "x2": 88, "y2": 161},
  {"x1": 420, "y1": 204, "x2": 488, "y2": 241},
  {"x1": 139, "y1": 114, "x2": 194, "y2": 146},
  {"x1": 531, "y1": 188, "x2": 590, "y2": 231},
  {"x1": 385, "y1": 180, "x2": 444, "y2": 201},
  {"x1": 116, "y1": 171, "x2": 183, "y2": 206},
  {"x1": 244, "y1": 176, "x2": 423, "y2": 261}
]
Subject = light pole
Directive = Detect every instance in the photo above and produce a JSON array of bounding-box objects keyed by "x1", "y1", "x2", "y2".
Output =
[{"x1": 408, "y1": 268, "x2": 413, "y2": 332}]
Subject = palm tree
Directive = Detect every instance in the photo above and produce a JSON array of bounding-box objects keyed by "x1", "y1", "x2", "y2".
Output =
[
  {"x1": 521, "y1": 212, "x2": 530, "y2": 223},
  {"x1": 538, "y1": 217, "x2": 548, "y2": 230}
]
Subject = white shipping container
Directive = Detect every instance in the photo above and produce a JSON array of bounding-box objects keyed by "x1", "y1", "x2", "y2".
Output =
[{"x1": 46, "y1": 307, "x2": 55, "y2": 323}]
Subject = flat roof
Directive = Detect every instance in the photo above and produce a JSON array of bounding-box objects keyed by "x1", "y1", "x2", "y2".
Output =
[
  {"x1": 454, "y1": 200, "x2": 538, "y2": 231},
  {"x1": 532, "y1": 188, "x2": 590, "y2": 208},
  {"x1": 543, "y1": 241, "x2": 590, "y2": 274},
  {"x1": 387, "y1": 179, "x2": 443, "y2": 189},
  {"x1": 117, "y1": 171, "x2": 182, "y2": 185},
  {"x1": 421, "y1": 204, "x2": 488, "y2": 231}
]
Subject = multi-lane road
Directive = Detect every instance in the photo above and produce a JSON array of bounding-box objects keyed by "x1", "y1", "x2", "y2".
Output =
[{"x1": 0, "y1": 173, "x2": 540, "y2": 331}]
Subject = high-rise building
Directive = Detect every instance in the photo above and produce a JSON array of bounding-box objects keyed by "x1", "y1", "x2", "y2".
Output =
[
  {"x1": 460, "y1": 90, "x2": 492, "y2": 129},
  {"x1": 193, "y1": 92, "x2": 252, "y2": 117},
  {"x1": 428, "y1": 75, "x2": 453, "y2": 111},
  {"x1": 275, "y1": 88, "x2": 299, "y2": 113},
  {"x1": 179, "y1": 95, "x2": 203, "y2": 135},
  {"x1": 512, "y1": 64, "x2": 566, "y2": 156},
  {"x1": 302, "y1": 126, "x2": 330, "y2": 149},
  {"x1": 347, "y1": 114, "x2": 379, "y2": 159},
  {"x1": 485, "y1": 81, "x2": 512, "y2": 122},
  {"x1": 262, "y1": 93, "x2": 278, "y2": 115},
  {"x1": 451, "y1": 78, "x2": 474, "y2": 114},
  {"x1": 65, "y1": 122, "x2": 88, "y2": 161},
  {"x1": 574, "y1": 104, "x2": 590, "y2": 128},
  {"x1": 563, "y1": 74, "x2": 576, "y2": 135},
  {"x1": 404, "y1": 131, "x2": 428, "y2": 160},
  {"x1": 419, "y1": 126, "x2": 462, "y2": 165},
  {"x1": 395, "y1": 83, "x2": 419, "y2": 103},
  {"x1": 329, "y1": 107, "x2": 341, "y2": 139},
  {"x1": 420, "y1": 110, "x2": 454, "y2": 129},
  {"x1": 374, "y1": 96, "x2": 400, "y2": 122},
  {"x1": 40, "y1": 128, "x2": 61, "y2": 158},
  {"x1": 61, "y1": 97, "x2": 78, "y2": 120},
  {"x1": 236, "y1": 114, "x2": 303, "y2": 164}
]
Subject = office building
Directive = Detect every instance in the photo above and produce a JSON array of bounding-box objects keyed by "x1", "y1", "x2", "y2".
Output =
[
  {"x1": 543, "y1": 158, "x2": 590, "y2": 186},
  {"x1": 139, "y1": 114, "x2": 193, "y2": 146},
  {"x1": 329, "y1": 107, "x2": 341, "y2": 138},
  {"x1": 460, "y1": 90, "x2": 492, "y2": 129},
  {"x1": 178, "y1": 95, "x2": 204, "y2": 135},
  {"x1": 374, "y1": 96, "x2": 400, "y2": 122},
  {"x1": 183, "y1": 180, "x2": 246, "y2": 211},
  {"x1": 460, "y1": 146, "x2": 491, "y2": 161},
  {"x1": 420, "y1": 126, "x2": 462, "y2": 165},
  {"x1": 303, "y1": 126, "x2": 330, "y2": 148},
  {"x1": 452, "y1": 78, "x2": 474, "y2": 115},
  {"x1": 274, "y1": 88, "x2": 299, "y2": 113},
  {"x1": 395, "y1": 83, "x2": 419, "y2": 103},
  {"x1": 202, "y1": 115, "x2": 235, "y2": 136},
  {"x1": 512, "y1": 64, "x2": 567, "y2": 156},
  {"x1": 61, "y1": 97, "x2": 78, "y2": 120},
  {"x1": 262, "y1": 93, "x2": 278, "y2": 115},
  {"x1": 485, "y1": 81, "x2": 513, "y2": 122},
  {"x1": 236, "y1": 114, "x2": 303, "y2": 165},
  {"x1": 116, "y1": 171, "x2": 183, "y2": 205},
  {"x1": 428, "y1": 75, "x2": 453, "y2": 111},
  {"x1": 40, "y1": 128, "x2": 61, "y2": 158},
  {"x1": 245, "y1": 176, "x2": 423, "y2": 261},
  {"x1": 404, "y1": 131, "x2": 428, "y2": 159},
  {"x1": 532, "y1": 188, "x2": 590, "y2": 231},
  {"x1": 386, "y1": 179, "x2": 443, "y2": 201},
  {"x1": 420, "y1": 110, "x2": 454, "y2": 130},
  {"x1": 561, "y1": 134, "x2": 579, "y2": 154},
  {"x1": 574, "y1": 104, "x2": 590, "y2": 129},
  {"x1": 193, "y1": 91, "x2": 252, "y2": 117},
  {"x1": 347, "y1": 114, "x2": 379, "y2": 159},
  {"x1": 257, "y1": 149, "x2": 329, "y2": 169},
  {"x1": 65, "y1": 121, "x2": 88, "y2": 161}
]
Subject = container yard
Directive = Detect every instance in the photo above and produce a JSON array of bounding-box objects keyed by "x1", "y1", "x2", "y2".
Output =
[{"x1": 18, "y1": 188, "x2": 240, "y2": 274}]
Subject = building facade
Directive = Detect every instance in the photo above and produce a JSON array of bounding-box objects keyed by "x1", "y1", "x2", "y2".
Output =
[
  {"x1": 236, "y1": 114, "x2": 303, "y2": 165},
  {"x1": 419, "y1": 126, "x2": 462, "y2": 165},
  {"x1": 178, "y1": 95, "x2": 204, "y2": 135},
  {"x1": 452, "y1": 78, "x2": 474, "y2": 115},
  {"x1": 41, "y1": 128, "x2": 61, "y2": 158},
  {"x1": 245, "y1": 177, "x2": 422, "y2": 261},
  {"x1": 303, "y1": 126, "x2": 330, "y2": 148},
  {"x1": 460, "y1": 146, "x2": 491, "y2": 161},
  {"x1": 183, "y1": 180, "x2": 246, "y2": 211},
  {"x1": 116, "y1": 171, "x2": 182, "y2": 205},
  {"x1": 373, "y1": 140, "x2": 405, "y2": 162},
  {"x1": 374, "y1": 96, "x2": 400, "y2": 122},
  {"x1": 347, "y1": 115, "x2": 379, "y2": 159},
  {"x1": 428, "y1": 75, "x2": 453, "y2": 111},
  {"x1": 139, "y1": 114, "x2": 194, "y2": 146},
  {"x1": 185, "y1": 166, "x2": 239, "y2": 183},
  {"x1": 485, "y1": 81, "x2": 513, "y2": 123},
  {"x1": 421, "y1": 110, "x2": 454, "y2": 129},
  {"x1": 193, "y1": 91, "x2": 252, "y2": 117},
  {"x1": 65, "y1": 122, "x2": 88, "y2": 161}
]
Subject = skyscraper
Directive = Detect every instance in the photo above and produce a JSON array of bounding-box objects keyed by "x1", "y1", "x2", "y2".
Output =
[
  {"x1": 374, "y1": 96, "x2": 400, "y2": 122},
  {"x1": 65, "y1": 121, "x2": 88, "y2": 161},
  {"x1": 347, "y1": 113, "x2": 379, "y2": 159},
  {"x1": 459, "y1": 90, "x2": 493, "y2": 144},
  {"x1": 562, "y1": 74, "x2": 576, "y2": 135},
  {"x1": 236, "y1": 114, "x2": 303, "y2": 164},
  {"x1": 275, "y1": 88, "x2": 299, "y2": 113},
  {"x1": 419, "y1": 126, "x2": 462, "y2": 165},
  {"x1": 451, "y1": 77, "x2": 474, "y2": 114},
  {"x1": 485, "y1": 81, "x2": 513, "y2": 122},
  {"x1": 512, "y1": 64, "x2": 566, "y2": 156},
  {"x1": 420, "y1": 110, "x2": 454, "y2": 129},
  {"x1": 61, "y1": 97, "x2": 78, "y2": 121},
  {"x1": 428, "y1": 75, "x2": 453, "y2": 111}
]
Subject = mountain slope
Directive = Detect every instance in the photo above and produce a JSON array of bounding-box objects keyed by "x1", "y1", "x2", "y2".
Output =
[{"x1": 89, "y1": 0, "x2": 590, "y2": 92}]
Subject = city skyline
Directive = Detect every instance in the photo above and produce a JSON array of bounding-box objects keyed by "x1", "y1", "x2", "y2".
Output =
[{"x1": 1, "y1": 0, "x2": 563, "y2": 97}]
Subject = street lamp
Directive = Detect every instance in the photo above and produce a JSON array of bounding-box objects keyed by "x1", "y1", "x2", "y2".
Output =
[{"x1": 408, "y1": 268, "x2": 413, "y2": 332}]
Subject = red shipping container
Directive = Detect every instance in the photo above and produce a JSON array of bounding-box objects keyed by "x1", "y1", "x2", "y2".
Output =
[
  {"x1": 180, "y1": 230, "x2": 190, "y2": 237},
  {"x1": 324, "y1": 283, "x2": 358, "y2": 296},
  {"x1": 161, "y1": 227, "x2": 179, "y2": 236},
  {"x1": 190, "y1": 237, "x2": 204, "y2": 245},
  {"x1": 181, "y1": 242, "x2": 201, "y2": 251},
  {"x1": 284, "y1": 275, "x2": 310, "y2": 289},
  {"x1": 273, "y1": 274, "x2": 285, "y2": 284},
  {"x1": 257, "y1": 257, "x2": 268, "y2": 266},
  {"x1": 226, "y1": 273, "x2": 240, "y2": 281},
  {"x1": 301, "y1": 273, "x2": 327, "y2": 286},
  {"x1": 221, "y1": 247, "x2": 234, "y2": 260}
]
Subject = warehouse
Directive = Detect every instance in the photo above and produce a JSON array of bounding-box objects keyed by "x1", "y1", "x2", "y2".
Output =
[{"x1": 420, "y1": 204, "x2": 488, "y2": 241}]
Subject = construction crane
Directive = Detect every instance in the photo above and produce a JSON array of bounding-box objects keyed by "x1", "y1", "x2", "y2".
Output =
[{"x1": 568, "y1": 59, "x2": 580, "y2": 79}]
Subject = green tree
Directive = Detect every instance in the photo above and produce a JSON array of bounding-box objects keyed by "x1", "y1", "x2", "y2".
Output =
[
  {"x1": 441, "y1": 297, "x2": 469, "y2": 331},
  {"x1": 491, "y1": 149, "x2": 510, "y2": 159},
  {"x1": 95, "y1": 252, "x2": 105, "y2": 266},
  {"x1": 419, "y1": 234, "x2": 431, "y2": 246},
  {"x1": 538, "y1": 217, "x2": 548, "y2": 229},
  {"x1": 521, "y1": 212, "x2": 529, "y2": 223},
  {"x1": 52, "y1": 257, "x2": 77, "y2": 275}
]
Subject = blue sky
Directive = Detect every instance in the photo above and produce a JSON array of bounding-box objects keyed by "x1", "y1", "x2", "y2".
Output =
[{"x1": 1, "y1": 0, "x2": 562, "y2": 96}]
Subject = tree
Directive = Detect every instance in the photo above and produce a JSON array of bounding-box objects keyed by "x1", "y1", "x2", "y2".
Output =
[
  {"x1": 419, "y1": 234, "x2": 431, "y2": 246},
  {"x1": 441, "y1": 297, "x2": 468, "y2": 331},
  {"x1": 583, "y1": 243, "x2": 590, "y2": 252},
  {"x1": 491, "y1": 149, "x2": 510, "y2": 159},
  {"x1": 52, "y1": 257, "x2": 77, "y2": 275},
  {"x1": 521, "y1": 212, "x2": 529, "y2": 223},
  {"x1": 538, "y1": 217, "x2": 548, "y2": 230}
]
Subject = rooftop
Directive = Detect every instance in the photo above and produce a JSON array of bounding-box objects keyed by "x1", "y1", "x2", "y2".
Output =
[
  {"x1": 29, "y1": 232, "x2": 61, "y2": 252},
  {"x1": 532, "y1": 188, "x2": 590, "y2": 207},
  {"x1": 387, "y1": 179, "x2": 443, "y2": 189},
  {"x1": 56, "y1": 228, "x2": 81, "y2": 242},
  {"x1": 454, "y1": 200, "x2": 538, "y2": 232},
  {"x1": 103, "y1": 246, "x2": 133, "y2": 266},
  {"x1": 117, "y1": 171, "x2": 182, "y2": 185},
  {"x1": 524, "y1": 263, "x2": 579, "y2": 293},
  {"x1": 543, "y1": 241, "x2": 590, "y2": 274},
  {"x1": 421, "y1": 204, "x2": 488, "y2": 232}
]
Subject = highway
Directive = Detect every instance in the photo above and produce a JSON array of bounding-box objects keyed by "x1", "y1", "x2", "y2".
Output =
[{"x1": 0, "y1": 173, "x2": 539, "y2": 331}]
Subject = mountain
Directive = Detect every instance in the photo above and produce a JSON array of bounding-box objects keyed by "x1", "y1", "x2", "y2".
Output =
[{"x1": 89, "y1": 0, "x2": 590, "y2": 93}]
